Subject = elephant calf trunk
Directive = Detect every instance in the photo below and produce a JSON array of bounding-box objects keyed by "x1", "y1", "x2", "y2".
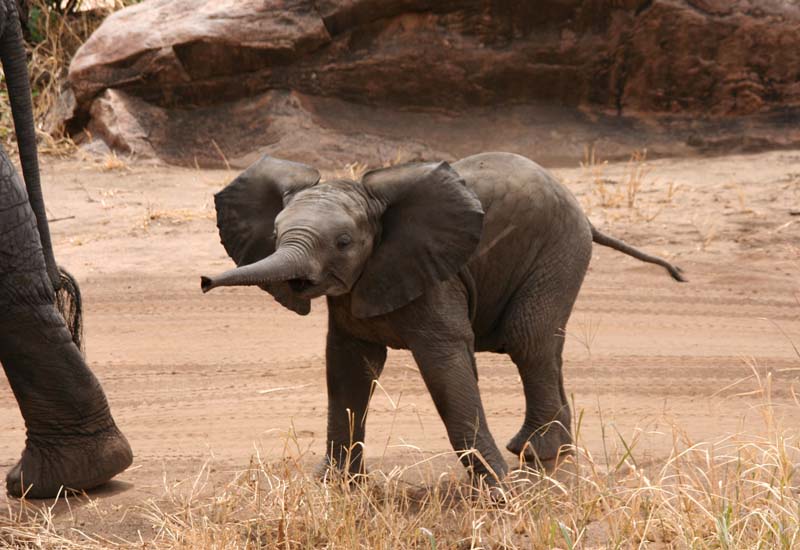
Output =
[
  {"x1": 201, "y1": 247, "x2": 312, "y2": 293},
  {"x1": 200, "y1": 276, "x2": 216, "y2": 294}
]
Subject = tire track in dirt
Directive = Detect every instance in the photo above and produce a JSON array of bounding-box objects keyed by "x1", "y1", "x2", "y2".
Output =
[
  {"x1": 62, "y1": 268, "x2": 800, "y2": 474},
  {"x1": 0, "y1": 268, "x2": 795, "y2": 508}
]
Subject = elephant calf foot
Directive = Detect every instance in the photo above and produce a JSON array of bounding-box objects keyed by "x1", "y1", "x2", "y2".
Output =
[
  {"x1": 506, "y1": 421, "x2": 572, "y2": 465},
  {"x1": 6, "y1": 426, "x2": 133, "y2": 499},
  {"x1": 314, "y1": 448, "x2": 366, "y2": 483}
]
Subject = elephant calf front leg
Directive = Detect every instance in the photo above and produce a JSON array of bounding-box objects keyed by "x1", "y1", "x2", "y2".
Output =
[
  {"x1": 323, "y1": 323, "x2": 387, "y2": 476},
  {"x1": 410, "y1": 342, "x2": 508, "y2": 485}
]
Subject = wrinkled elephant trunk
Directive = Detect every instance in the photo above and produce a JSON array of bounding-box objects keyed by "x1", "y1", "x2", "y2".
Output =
[
  {"x1": 0, "y1": 2, "x2": 59, "y2": 290},
  {"x1": 201, "y1": 246, "x2": 313, "y2": 293}
]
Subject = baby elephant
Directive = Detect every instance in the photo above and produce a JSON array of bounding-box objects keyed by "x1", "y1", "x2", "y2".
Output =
[{"x1": 201, "y1": 152, "x2": 684, "y2": 483}]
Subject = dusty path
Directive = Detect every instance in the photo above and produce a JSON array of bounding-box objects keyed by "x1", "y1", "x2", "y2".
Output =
[{"x1": 0, "y1": 150, "x2": 797, "y2": 538}]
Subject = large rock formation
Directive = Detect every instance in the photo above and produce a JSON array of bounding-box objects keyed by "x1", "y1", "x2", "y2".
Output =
[{"x1": 64, "y1": 0, "x2": 800, "y2": 168}]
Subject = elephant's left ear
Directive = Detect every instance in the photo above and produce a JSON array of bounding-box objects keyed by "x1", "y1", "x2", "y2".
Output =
[
  {"x1": 351, "y1": 161, "x2": 484, "y2": 318},
  {"x1": 214, "y1": 155, "x2": 320, "y2": 315}
]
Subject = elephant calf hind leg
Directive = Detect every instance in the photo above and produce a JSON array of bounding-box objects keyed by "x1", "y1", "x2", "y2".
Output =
[
  {"x1": 505, "y1": 342, "x2": 572, "y2": 463},
  {"x1": 501, "y1": 241, "x2": 589, "y2": 464},
  {"x1": 501, "y1": 290, "x2": 581, "y2": 463}
]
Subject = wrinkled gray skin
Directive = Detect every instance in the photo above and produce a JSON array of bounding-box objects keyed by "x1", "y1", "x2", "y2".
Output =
[
  {"x1": 201, "y1": 153, "x2": 684, "y2": 484},
  {"x1": 0, "y1": 0, "x2": 131, "y2": 498}
]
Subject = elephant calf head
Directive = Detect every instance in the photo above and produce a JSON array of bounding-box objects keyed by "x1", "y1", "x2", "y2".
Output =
[{"x1": 201, "y1": 155, "x2": 484, "y2": 318}]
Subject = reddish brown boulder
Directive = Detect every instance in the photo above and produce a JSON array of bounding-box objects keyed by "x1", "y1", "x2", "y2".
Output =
[
  {"x1": 65, "y1": 0, "x2": 800, "y2": 167},
  {"x1": 69, "y1": 0, "x2": 330, "y2": 109}
]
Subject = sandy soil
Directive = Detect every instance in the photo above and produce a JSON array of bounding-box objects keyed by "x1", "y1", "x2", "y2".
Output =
[{"x1": 0, "y1": 150, "x2": 798, "y2": 540}]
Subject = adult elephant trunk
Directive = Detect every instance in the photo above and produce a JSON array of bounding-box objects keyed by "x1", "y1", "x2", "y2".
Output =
[
  {"x1": 201, "y1": 246, "x2": 314, "y2": 293},
  {"x1": 0, "y1": 6, "x2": 59, "y2": 289}
]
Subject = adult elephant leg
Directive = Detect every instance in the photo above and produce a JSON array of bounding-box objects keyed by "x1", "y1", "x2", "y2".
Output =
[
  {"x1": 323, "y1": 314, "x2": 387, "y2": 476},
  {"x1": 0, "y1": 149, "x2": 132, "y2": 498},
  {"x1": 0, "y1": 298, "x2": 133, "y2": 498},
  {"x1": 503, "y1": 244, "x2": 590, "y2": 463}
]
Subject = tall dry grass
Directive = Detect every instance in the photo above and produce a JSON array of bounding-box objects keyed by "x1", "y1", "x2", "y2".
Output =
[
  {"x1": 139, "y1": 372, "x2": 800, "y2": 549},
  {"x1": 580, "y1": 147, "x2": 675, "y2": 224},
  {"x1": 0, "y1": 0, "x2": 134, "y2": 154},
  {"x1": 2, "y1": 351, "x2": 798, "y2": 549}
]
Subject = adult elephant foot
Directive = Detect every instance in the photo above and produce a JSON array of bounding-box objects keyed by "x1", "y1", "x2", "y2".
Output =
[
  {"x1": 506, "y1": 419, "x2": 572, "y2": 464},
  {"x1": 6, "y1": 426, "x2": 132, "y2": 499}
]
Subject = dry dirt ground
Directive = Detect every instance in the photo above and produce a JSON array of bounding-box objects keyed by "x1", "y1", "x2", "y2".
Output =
[{"x1": 0, "y1": 149, "x2": 798, "y2": 541}]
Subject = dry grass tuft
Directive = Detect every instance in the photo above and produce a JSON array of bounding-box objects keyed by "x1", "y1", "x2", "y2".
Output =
[
  {"x1": 343, "y1": 160, "x2": 370, "y2": 180},
  {"x1": 580, "y1": 147, "x2": 676, "y2": 223},
  {"x1": 324, "y1": 148, "x2": 420, "y2": 182},
  {"x1": 159, "y1": 366, "x2": 798, "y2": 549},
  {"x1": 691, "y1": 215, "x2": 718, "y2": 251},
  {"x1": 624, "y1": 149, "x2": 650, "y2": 209},
  {"x1": 138, "y1": 202, "x2": 214, "y2": 232},
  {"x1": 582, "y1": 145, "x2": 618, "y2": 208},
  {"x1": 0, "y1": 493, "x2": 94, "y2": 549},
  {"x1": 0, "y1": 0, "x2": 133, "y2": 155},
  {"x1": 97, "y1": 150, "x2": 129, "y2": 172}
]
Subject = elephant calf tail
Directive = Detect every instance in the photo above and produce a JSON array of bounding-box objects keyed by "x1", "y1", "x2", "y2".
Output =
[
  {"x1": 590, "y1": 225, "x2": 687, "y2": 282},
  {"x1": 55, "y1": 266, "x2": 84, "y2": 352}
]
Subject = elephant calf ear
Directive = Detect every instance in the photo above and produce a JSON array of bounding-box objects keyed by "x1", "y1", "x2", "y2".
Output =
[
  {"x1": 214, "y1": 155, "x2": 319, "y2": 315},
  {"x1": 352, "y1": 161, "x2": 484, "y2": 318}
]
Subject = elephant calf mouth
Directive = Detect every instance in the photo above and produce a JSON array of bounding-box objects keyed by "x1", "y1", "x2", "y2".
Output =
[{"x1": 288, "y1": 278, "x2": 315, "y2": 293}]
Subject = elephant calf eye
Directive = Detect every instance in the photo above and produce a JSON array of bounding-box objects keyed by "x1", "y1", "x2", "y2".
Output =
[{"x1": 336, "y1": 234, "x2": 352, "y2": 250}]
